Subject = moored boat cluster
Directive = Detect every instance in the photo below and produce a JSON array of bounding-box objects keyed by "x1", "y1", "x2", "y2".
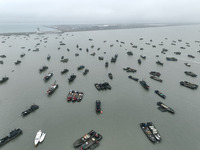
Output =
[
  {"x1": 140, "y1": 122, "x2": 161, "y2": 143},
  {"x1": 73, "y1": 130, "x2": 102, "y2": 150},
  {"x1": 94, "y1": 82, "x2": 111, "y2": 91},
  {"x1": 67, "y1": 90, "x2": 84, "y2": 102}
]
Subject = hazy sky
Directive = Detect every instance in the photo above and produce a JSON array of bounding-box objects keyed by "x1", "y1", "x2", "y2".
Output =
[{"x1": 0, "y1": 0, "x2": 200, "y2": 24}]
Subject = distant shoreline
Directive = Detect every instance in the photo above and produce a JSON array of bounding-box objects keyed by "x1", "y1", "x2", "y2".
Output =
[
  {"x1": 47, "y1": 23, "x2": 167, "y2": 33},
  {"x1": 0, "y1": 23, "x2": 199, "y2": 36},
  {"x1": 44, "y1": 23, "x2": 200, "y2": 33},
  {"x1": 0, "y1": 31, "x2": 61, "y2": 36}
]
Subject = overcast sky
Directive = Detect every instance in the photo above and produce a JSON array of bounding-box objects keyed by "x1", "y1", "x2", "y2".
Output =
[{"x1": 0, "y1": 0, "x2": 200, "y2": 24}]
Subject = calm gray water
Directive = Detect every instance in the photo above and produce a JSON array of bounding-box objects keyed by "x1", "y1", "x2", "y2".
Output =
[
  {"x1": 0, "y1": 25, "x2": 200, "y2": 150},
  {"x1": 0, "y1": 23, "x2": 55, "y2": 33}
]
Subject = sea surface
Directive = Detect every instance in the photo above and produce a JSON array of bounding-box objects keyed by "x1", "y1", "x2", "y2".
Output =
[
  {"x1": 0, "y1": 23, "x2": 55, "y2": 33},
  {"x1": 0, "y1": 24, "x2": 200, "y2": 150}
]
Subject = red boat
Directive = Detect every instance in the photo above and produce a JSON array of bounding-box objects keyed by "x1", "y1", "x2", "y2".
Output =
[
  {"x1": 72, "y1": 91, "x2": 78, "y2": 102},
  {"x1": 67, "y1": 90, "x2": 74, "y2": 101},
  {"x1": 46, "y1": 81, "x2": 58, "y2": 95}
]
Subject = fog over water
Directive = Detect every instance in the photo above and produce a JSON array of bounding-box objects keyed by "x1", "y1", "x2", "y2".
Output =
[{"x1": 0, "y1": 0, "x2": 200, "y2": 24}]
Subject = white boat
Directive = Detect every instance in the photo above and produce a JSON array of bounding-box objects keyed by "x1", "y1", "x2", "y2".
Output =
[
  {"x1": 39, "y1": 132, "x2": 46, "y2": 143},
  {"x1": 34, "y1": 130, "x2": 42, "y2": 146}
]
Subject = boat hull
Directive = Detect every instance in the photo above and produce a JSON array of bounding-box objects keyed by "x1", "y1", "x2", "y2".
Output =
[
  {"x1": 34, "y1": 130, "x2": 42, "y2": 146},
  {"x1": 73, "y1": 130, "x2": 96, "y2": 148},
  {"x1": 140, "y1": 123, "x2": 156, "y2": 143},
  {"x1": 0, "y1": 129, "x2": 22, "y2": 147}
]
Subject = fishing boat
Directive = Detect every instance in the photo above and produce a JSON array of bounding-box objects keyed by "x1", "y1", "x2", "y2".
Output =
[
  {"x1": 108, "y1": 73, "x2": 113, "y2": 79},
  {"x1": 105, "y1": 62, "x2": 108, "y2": 68},
  {"x1": 47, "y1": 54, "x2": 51, "y2": 60},
  {"x1": 174, "y1": 52, "x2": 181, "y2": 55},
  {"x1": 140, "y1": 123, "x2": 156, "y2": 143},
  {"x1": 95, "y1": 82, "x2": 111, "y2": 91},
  {"x1": 188, "y1": 54, "x2": 195, "y2": 58},
  {"x1": 77, "y1": 92, "x2": 84, "y2": 102},
  {"x1": 83, "y1": 69, "x2": 89, "y2": 75},
  {"x1": 79, "y1": 132, "x2": 103, "y2": 150},
  {"x1": 180, "y1": 81, "x2": 198, "y2": 89},
  {"x1": 128, "y1": 75, "x2": 139, "y2": 81},
  {"x1": 111, "y1": 55, "x2": 117, "y2": 63},
  {"x1": 0, "y1": 76, "x2": 9, "y2": 84},
  {"x1": 46, "y1": 81, "x2": 58, "y2": 95},
  {"x1": 150, "y1": 76, "x2": 163, "y2": 82},
  {"x1": 77, "y1": 65, "x2": 85, "y2": 70},
  {"x1": 72, "y1": 91, "x2": 78, "y2": 102},
  {"x1": 184, "y1": 63, "x2": 190, "y2": 67},
  {"x1": 140, "y1": 55, "x2": 146, "y2": 59},
  {"x1": 147, "y1": 122, "x2": 161, "y2": 143},
  {"x1": 155, "y1": 90, "x2": 166, "y2": 99},
  {"x1": 20, "y1": 53, "x2": 25, "y2": 57},
  {"x1": 67, "y1": 90, "x2": 74, "y2": 101},
  {"x1": 43, "y1": 72, "x2": 53, "y2": 81},
  {"x1": 0, "y1": 129, "x2": 22, "y2": 147},
  {"x1": 60, "y1": 58, "x2": 68, "y2": 63},
  {"x1": 123, "y1": 67, "x2": 137, "y2": 73},
  {"x1": 0, "y1": 55, "x2": 6, "y2": 58},
  {"x1": 157, "y1": 101, "x2": 175, "y2": 114},
  {"x1": 94, "y1": 83, "x2": 101, "y2": 91},
  {"x1": 79, "y1": 137, "x2": 99, "y2": 150},
  {"x1": 39, "y1": 66, "x2": 48, "y2": 73},
  {"x1": 140, "y1": 80, "x2": 149, "y2": 90},
  {"x1": 90, "y1": 52, "x2": 95, "y2": 56},
  {"x1": 15, "y1": 60, "x2": 21, "y2": 65},
  {"x1": 102, "y1": 82, "x2": 111, "y2": 90},
  {"x1": 73, "y1": 130, "x2": 96, "y2": 148},
  {"x1": 68, "y1": 74, "x2": 76, "y2": 82},
  {"x1": 61, "y1": 69, "x2": 69, "y2": 74},
  {"x1": 96, "y1": 100, "x2": 101, "y2": 113},
  {"x1": 34, "y1": 130, "x2": 42, "y2": 146},
  {"x1": 156, "y1": 61, "x2": 163, "y2": 66},
  {"x1": 98, "y1": 56, "x2": 104, "y2": 60},
  {"x1": 138, "y1": 59, "x2": 141, "y2": 64},
  {"x1": 21, "y1": 104, "x2": 39, "y2": 117},
  {"x1": 166, "y1": 57, "x2": 177, "y2": 61},
  {"x1": 149, "y1": 71, "x2": 161, "y2": 77},
  {"x1": 127, "y1": 51, "x2": 133, "y2": 56},
  {"x1": 184, "y1": 71, "x2": 197, "y2": 77},
  {"x1": 39, "y1": 132, "x2": 46, "y2": 143}
]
